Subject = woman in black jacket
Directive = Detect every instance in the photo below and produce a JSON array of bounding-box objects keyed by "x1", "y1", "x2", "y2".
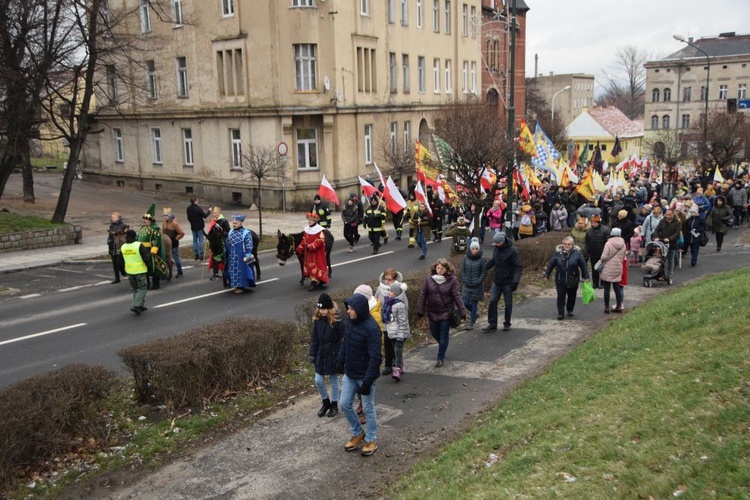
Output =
[
  {"x1": 309, "y1": 293, "x2": 343, "y2": 417},
  {"x1": 545, "y1": 236, "x2": 590, "y2": 320}
]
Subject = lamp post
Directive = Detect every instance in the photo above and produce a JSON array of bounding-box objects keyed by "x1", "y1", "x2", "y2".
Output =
[
  {"x1": 504, "y1": 0, "x2": 516, "y2": 238},
  {"x1": 551, "y1": 85, "x2": 571, "y2": 123},
  {"x1": 673, "y1": 34, "x2": 710, "y2": 167}
]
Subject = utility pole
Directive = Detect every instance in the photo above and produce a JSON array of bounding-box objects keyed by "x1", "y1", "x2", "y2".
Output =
[{"x1": 504, "y1": 0, "x2": 517, "y2": 238}]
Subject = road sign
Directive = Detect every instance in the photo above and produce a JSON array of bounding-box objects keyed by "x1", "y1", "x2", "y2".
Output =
[
  {"x1": 737, "y1": 99, "x2": 750, "y2": 110},
  {"x1": 277, "y1": 142, "x2": 288, "y2": 156}
]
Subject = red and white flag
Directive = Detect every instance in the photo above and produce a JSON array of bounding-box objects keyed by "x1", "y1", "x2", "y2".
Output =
[
  {"x1": 414, "y1": 181, "x2": 432, "y2": 215},
  {"x1": 384, "y1": 176, "x2": 407, "y2": 213},
  {"x1": 373, "y1": 163, "x2": 386, "y2": 188},
  {"x1": 358, "y1": 175, "x2": 378, "y2": 198},
  {"x1": 318, "y1": 175, "x2": 340, "y2": 206}
]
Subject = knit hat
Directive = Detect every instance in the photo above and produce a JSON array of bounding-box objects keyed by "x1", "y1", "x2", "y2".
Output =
[
  {"x1": 314, "y1": 194, "x2": 321, "y2": 201},
  {"x1": 317, "y1": 293, "x2": 334, "y2": 310},
  {"x1": 143, "y1": 202, "x2": 156, "y2": 220},
  {"x1": 388, "y1": 281, "x2": 405, "y2": 296},
  {"x1": 618, "y1": 209, "x2": 628, "y2": 220},
  {"x1": 610, "y1": 227, "x2": 622, "y2": 237},
  {"x1": 469, "y1": 237, "x2": 480, "y2": 251},
  {"x1": 689, "y1": 205, "x2": 699, "y2": 215},
  {"x1": 493, "y1": 231, "x2": 506, "y2": 244},
  {"x1": 354, "y1": 284, "x2": 373, "y2": 300},
  {"x1": 125, "y1": 229, "x2": 137, "y2": 242}
]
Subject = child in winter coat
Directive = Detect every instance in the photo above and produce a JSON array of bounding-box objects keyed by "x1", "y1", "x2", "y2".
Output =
[
  {"x1": 309, "y1": 293, "x2": 343, "y2": 418},
  {"x1": 381, "y1": 281, "x2": 410, "y2": 382},
  {"x1": 629, "y1": 226, "x2": 642, "y2": 266}
]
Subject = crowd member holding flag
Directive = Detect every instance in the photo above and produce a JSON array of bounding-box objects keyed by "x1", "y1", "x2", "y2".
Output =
[
  {"x1": 384, "y1": 176, "x2": 407, "y2": 241},
  {"x1": 425, "y1": 185, "x2": 444, "y2": 242},
  {"x1": 311, "y1": 194, "x2": 333, "y2": 229},
  {"x1": 341, "y1": 194, "x2": 361, "y2": 253},
  {"x1": 404, "y1": 192, "x2": 420, "y2": 248},
  {"x1": 364, "y1": 195, "x2": 387, "y2": 255}
]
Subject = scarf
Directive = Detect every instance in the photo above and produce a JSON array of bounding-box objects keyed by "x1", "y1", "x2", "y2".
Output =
[
  {"x1": 431, "y1": 274, "x2": 447, "y2": 285},
  {"x1": 381, "y1": 296, "x2": 401, "y2": 324}
]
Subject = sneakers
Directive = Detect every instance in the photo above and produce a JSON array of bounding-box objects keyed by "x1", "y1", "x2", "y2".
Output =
[
  {"x1": 464, "y1": 322, "x2": 474, "y2": 331},
  {"x1": 344, "y1": 432, "x2": 366, "y2": 452},
  {"x1": 557, "y1": 315, "x2": 564, "y2": 320},
  {"x1": 434, "y1": 360, "x2": 444, "y2": 367},
  {"x1": 391, "y1": 367, "x2": 402, "y2": 382},
  {"x1": 502, "y1": 324, "x2": 511, "y2": 332},
  {"x1": 567, "y1": 311, "x2": 574, "y2": 317},
  {"x1": 130, "y1": 306, "x2": 141, "y2": 315},
  {"x1": 612, "y1": 305, "x2": 623, "y2": 313},
  {"x1": 381, "y1": 366, "x2": 393, "y2": 376},
  {"x1": 361, "y1": 440, "x2": 378, "y2": 456},
  {"x1": 419, "y1": 254, "x2": 426, "y2": 260},
  {"x1": 348, "y1": 246, "x2": 354, "y2": 253},
  {"x1": 482, "y1": 325, "x2": 497, "y2": 332}
]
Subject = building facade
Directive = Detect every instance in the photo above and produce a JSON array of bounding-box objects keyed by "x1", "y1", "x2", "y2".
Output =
[
  {"x1": 644, "y1": 32, "x2": 750, "y2": 143},
  {"x1": 565, "y1": 106, "x2": 643, "y2": 164},
  {"x1": 84, "y1": 0, "x2": 483, "y2": 210},
  {"x1": 532, "y1": 73, "x2": 595, "y2": 127}
]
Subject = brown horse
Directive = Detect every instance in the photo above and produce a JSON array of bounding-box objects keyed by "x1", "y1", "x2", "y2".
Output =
[{"x1": 276, "y1": 230, "x2": 333, "y2": 285}]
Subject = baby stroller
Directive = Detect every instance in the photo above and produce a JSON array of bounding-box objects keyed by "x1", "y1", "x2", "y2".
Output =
[{"x1": 642, "y1": 240, "x2": 671, "y2": 287}]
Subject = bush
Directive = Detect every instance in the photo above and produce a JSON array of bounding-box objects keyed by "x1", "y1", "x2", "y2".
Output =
[
  {"x1": 0, "y1": 365, "x2": 119, "y2": 488},
  {"x1": 119, "y1": 317, "x2": 297, "y2": 412},
  {"x1": 514, "y1": 231, "x2": 568, "y2": 273}
]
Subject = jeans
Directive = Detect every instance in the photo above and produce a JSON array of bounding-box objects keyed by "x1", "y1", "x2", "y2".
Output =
[
  {"x1": 688, "y1": 241, "x2": 700, "y2": 265},
  {"x1": 340, "y1": 375, "x2": 378, "y2": 442},
  {"x1": 488, "y1": 283, "x2": 513, "y2": 328},
  {"x1": 567, "y1": 210, "x2": 576, "y2": 228},
  {"x1": 555, "y1": 283, "x2": 577, "y2": 316},
  {"x1": 666, "y1": 248, "x2": 676, "y2": 279},
  {"x1": 462, "y1": 297, "x2": 479, "y2": 324},
  {"x1": 192, "y1": 230, "x2": 205, "y2": 259},
  {"x1": 314, "y1": 372, "x2": 339, "y2": 402},
  {"x1": 392, "y1": 339, "x2": 404, "y2": 369},
  {"x1": 416, "y1": 228, "x2": 428, "y2": 256},
  {"x1": 602, "y1": 281, "x2": 622, "y2": 308},
  {"x1": 428, "y1": 319, "x2": 451, "y2": 361},
  {"x1": 172, "y1": 246, "x2": 183, "y2": 274}
]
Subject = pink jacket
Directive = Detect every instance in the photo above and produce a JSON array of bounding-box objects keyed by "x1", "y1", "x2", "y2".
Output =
[
  {"x1": 599, "y1": 237, "x2": 627, "y2": 283},
  {"x1": 486, "y1": 206, "x2": 504, "y2": 229}
]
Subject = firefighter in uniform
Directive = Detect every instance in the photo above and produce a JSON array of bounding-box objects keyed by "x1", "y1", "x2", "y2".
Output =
[
  {"x1": 404, "y1": 192, "x2": 420, "y2": 248},
  {"x1": 364, "y1": 194, "x2": 387, "y2": 254},
  {"x1": 120, "y1": 230, "x2": 152, "y2": 315},
  {"x1": 311, "y1": 194, "x2": 333, "y2": 229}
]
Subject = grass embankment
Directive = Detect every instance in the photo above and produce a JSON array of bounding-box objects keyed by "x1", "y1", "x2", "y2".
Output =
[
  {"x1": 0, "y1": 212, "x2": 63, "y2": 234},
  {"x1": 390, "y1": 268, "x2": 750, "y2": 499}
]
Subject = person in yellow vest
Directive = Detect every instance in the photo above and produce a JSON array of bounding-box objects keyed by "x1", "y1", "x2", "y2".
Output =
[
  {"x1": 404, "y1": 192, "x2": 419, "y2": 248},
  {"x1": 120, "y1": 230, "x2": 153, "y2": 315}
]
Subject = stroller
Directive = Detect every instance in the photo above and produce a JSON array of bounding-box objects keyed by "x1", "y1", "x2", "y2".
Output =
[{"x1": 642, "y1": 240, "x2": 671, "y2": 287}]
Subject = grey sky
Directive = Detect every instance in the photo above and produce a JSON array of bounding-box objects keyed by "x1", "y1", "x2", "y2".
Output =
[{"x1": 524, "y1": 0, "x2": 750, "y2": 89}]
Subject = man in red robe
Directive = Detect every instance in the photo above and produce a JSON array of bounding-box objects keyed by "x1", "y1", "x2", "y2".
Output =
[{"x1": 297, "y1": 212, "x2": 330, "y2": 291}]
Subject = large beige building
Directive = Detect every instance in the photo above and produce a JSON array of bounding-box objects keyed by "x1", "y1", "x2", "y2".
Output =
[
  {"x1": 83, "y1": 0, "x2": 483, "y2": 209},
  {"x1": 531, "y1": 73, "x2": 595, "y2": 126}
]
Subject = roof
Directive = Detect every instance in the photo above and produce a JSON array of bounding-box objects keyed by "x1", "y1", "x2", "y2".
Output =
[
  {"x1": 565, "y1": 107, "x2": 643, "y2": 140},
  {"x1": 662, "y1": 33, "x2": 750, "y2": 61}
]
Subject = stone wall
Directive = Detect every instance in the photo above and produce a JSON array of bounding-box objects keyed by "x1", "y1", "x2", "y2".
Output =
[{"x1": 0, "y1": 225, "x2": 83, "y2": 253}]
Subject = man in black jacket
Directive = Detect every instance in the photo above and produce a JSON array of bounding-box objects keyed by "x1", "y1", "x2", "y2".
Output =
[
  {"x1": 483, "y1": 232, "x2": 524, "y2": 332},
  {"x1": 652, "y1": 208, "x2": 682, "y2": 282},
  {"x1": 585, "y1": 215, "x2": 610, "y2": 288},
  {"x1": 186, "y1": 196, "x2": 211, "y2": 261}
]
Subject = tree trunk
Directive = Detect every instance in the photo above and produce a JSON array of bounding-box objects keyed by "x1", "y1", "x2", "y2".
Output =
[
  {"x1": 257, "y1": 179, "x2": 263, "y2": 238},
  {"x1": 21, "y1": 147, "x2": 35, "y2": 203},
  {"x1": 0, "y1": 155, "x2": 17, "y2": 200},
  {"x1": 52, "y1": 139, "x2": 81, "y2": 223}
]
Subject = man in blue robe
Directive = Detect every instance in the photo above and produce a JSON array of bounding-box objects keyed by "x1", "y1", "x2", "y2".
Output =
[{"x1": 225, "y1": 215, "x2": 256, "y2": 294}]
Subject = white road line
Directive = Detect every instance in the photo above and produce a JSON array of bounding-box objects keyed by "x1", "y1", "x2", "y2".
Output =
[
  {"x1": 331, "y1": 251, "x2": 394, "y2": 267},
  {"x1": 19, "y1": 294, "x2": 41, "y2": 299},
  {"x1": 153, "y1": 278, "x2": 279, "y2": 309},
  {"x1": 0, "y1": 323, "x2": 87, "y2": 347}
]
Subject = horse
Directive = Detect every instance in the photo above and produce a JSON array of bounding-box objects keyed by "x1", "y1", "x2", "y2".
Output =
[
  {"x1": 206, "y1": 224, "x2": 261, "y2": 280},
  {"x1": 276, "y1": 229, "x2": 334, "y2": 286}
]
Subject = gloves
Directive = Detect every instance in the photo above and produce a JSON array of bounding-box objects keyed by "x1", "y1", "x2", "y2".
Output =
[
  {"x1": 308, "y1": 355, "x2": 315, "y2": 364},
  {"x1": 359, "y1": 382, "x2": 372, "y2": 396},
  {"x1": 511, "y1": 283, "x2": 518, "y2": 292},
  {"x1": 337, "y1": 360, "x2": 345, "y2": 374}
]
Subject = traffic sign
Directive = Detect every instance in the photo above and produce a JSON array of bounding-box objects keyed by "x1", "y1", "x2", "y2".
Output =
[{"x1": 277, "y1": 142, "x2": 288, "y2": 156}]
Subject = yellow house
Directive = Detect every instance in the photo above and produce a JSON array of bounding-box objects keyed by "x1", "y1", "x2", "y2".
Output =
[{"x1": 564, "y1": 106, "x2": 643, "y2": 164}]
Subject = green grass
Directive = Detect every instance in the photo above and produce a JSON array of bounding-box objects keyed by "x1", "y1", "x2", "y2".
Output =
[
  {"x1": 389, "y1": 268, "x2": 750, "y2": 499},
  {"x1": 0, "y1": 212, "x2": 63, "y2": 233}
]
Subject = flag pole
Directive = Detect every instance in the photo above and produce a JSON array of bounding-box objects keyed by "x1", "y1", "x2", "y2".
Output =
[{"x1": 505, "y1": 0, "x2": 517, "y2": 238}]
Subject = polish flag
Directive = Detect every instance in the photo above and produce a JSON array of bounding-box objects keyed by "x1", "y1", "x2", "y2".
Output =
[
  {"x1": 384, "y1": 176, "x2": 407, "y2": 213},
  {"x1": 479, "y1": 167, "x2": 496, "y2": 191},
  {"x1": 414, "y1": 181, "x2": 432, "y2": 215},
  {"x1": 358, "y1": 175, "x2": 378, "y2": 198},
  {"x1": 373, "y1": 163, "x2": 386, "y2": 188},
  {"x1": 318, "y1": 175, "x2": 340, "y2": 206}
]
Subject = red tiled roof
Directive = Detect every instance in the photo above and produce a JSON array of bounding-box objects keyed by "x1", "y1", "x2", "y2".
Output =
[{"x1": 587, "y1": 107, "x2": 643, "y2": 139}]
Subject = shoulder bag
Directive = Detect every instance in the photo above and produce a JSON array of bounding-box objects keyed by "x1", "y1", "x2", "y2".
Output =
[{"x1": 437, "y1": 287, "x2": 462, "y2": 328}]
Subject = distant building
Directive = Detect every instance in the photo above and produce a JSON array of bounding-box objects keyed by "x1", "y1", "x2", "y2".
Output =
[
  {"x1": 532, "y1": 73, "x2": 595, "y2": 127},
  {"x1": 644, "y1": 32, "x2": 750, "y2": 143},
  {"x1": 565, "y1": 106, "x2": 643, "y2": 164}
]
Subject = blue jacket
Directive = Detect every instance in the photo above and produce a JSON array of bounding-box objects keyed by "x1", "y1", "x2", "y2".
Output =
[
  {"x1": 544, "y1": 245, "x2": 590, "y2": 288},
  {"x1": 338, "y1": 294, "x2": 382, "y2": 384}
]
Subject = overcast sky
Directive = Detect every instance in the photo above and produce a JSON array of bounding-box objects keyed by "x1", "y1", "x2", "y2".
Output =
[{"x1": 525, "y1": 0, "x2": 750, "y2": 89}]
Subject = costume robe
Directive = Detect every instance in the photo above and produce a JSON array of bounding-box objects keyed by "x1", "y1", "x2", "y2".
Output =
[
  {"x1": 296, "y1": 224, "x2": 329, "y2": 284},
  {"x1": 137, "y1": 222, "x2": 169, "y2": 278},
  {"x1": 225, "y1": 227, "x2": 256, "y2": 289}
]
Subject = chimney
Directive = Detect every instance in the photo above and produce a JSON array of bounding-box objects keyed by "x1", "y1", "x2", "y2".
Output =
[
  {"x1": 688, "y1": 37, "x2": 693, "y2": 44},
  {"x1": 534, "y1": 53, "x2": 538, "y2": 78},
  {"x1": 550, "y1": 71, "x2": 554, "y2": 76}
]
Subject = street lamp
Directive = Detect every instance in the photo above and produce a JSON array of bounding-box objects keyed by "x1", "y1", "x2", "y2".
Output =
[
  {"x1": 551, "y1": 85, "x2": 571, "y2": 122},
  {"x1": 673, "y1": 34, "x2": 710, "y2": 163}
]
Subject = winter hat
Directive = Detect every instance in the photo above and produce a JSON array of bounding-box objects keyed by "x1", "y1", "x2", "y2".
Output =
[
  {"x1": 493, "y1": 231, "x2": 506, "y2": 244},
  {"x1": 689, "y1": 205, "x2": 699, "y2": 215},
  {"x1": 610, "y1": 227, "x2": 622, "y2": 237},
  {"x1": 317, "y1": 293, "x2": 334, "y2": 310},
  {"x1": 354, "y1": 284, "x2": 373, "y2": 300},
  {"x1": 469, "y1": 237, "x2": 480, "y2": 251},
  {"x1": 618, "y1": 209, "x2": 628, "y2": 220},
  {"x1": 522, "y1": 204, "x2": 532, "y2": 213},
  {"x1": 125, "y1": 230, "x2": 137, "y2": 242},
  {"x1": 314, "y1": 194, "x2": 321, "y2": 201},
  {"x1": 388, "y1": 281, "x2": 405, "y2": 296}
]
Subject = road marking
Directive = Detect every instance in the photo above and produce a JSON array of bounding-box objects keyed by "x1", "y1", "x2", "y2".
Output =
[
  {"x1": 58, "y1": 281, "x2": 110, "y2": 292},
  {"x1": 0, "y1": 323, "x2": 87, "y2": 347},
  {"x1": 331, "y1": 251, "x2": 395, "y2": 267},
  {"x1": 153, "y1": 278, "x2": 279, "y2": 309},
  {"x1": 19, "y1": 294, "x2": 41, "y2": 299}
]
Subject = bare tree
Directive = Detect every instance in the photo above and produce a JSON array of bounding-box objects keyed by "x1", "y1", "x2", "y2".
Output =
[
  {"x1": 240, "y1": 145, "x2": 283, "y2": 238},
  {"x1": 696, "y1": 111, "x2": 748, "y2": 173},
  {"x1": 646, "y1": 129, "x2": 686, "y2": 167},
  {"x1": 378, "y1": 133, "x2": 413, "y2": 186},
  {"x1": 599, "y1": 45, "x2": 648, "y2": 120}
]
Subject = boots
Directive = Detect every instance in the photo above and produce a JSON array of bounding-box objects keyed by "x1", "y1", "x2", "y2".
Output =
[
  {"x1": 317, "y1": 398, "x2": 331, "y2": 417},
  {"x1": 612, "y1": 304, "x2": 623, "y2": 313},
  {"x1": 327, "y1": 401, "x2": 338, "y2": 418}
]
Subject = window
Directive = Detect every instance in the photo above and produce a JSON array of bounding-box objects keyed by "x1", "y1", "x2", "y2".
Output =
[
  {"x1": 700, "y1": 86, "x2": 706, "y2": 101},
  {"x1": 139, "y1": 0, "x2": 151, "y2": 33},
  {"x1": 172, "y1": 0, "x2": 183, "y2": 26},
  {"x1": 292, "y1": 0, "x2": 314, "y2": 6},
  {"x1": 683, "y1": 86, "x2": 691, "y2": 102},
  {"x1": 401, "y1": 0, "x2": 408, "y2": 26},
  {"x1": 738, "y1": 84, "x2": 747, "y2": 100},
  {"x1": 462, "y1": 61, "x2": 468, "y2": 93},
  {"x1": 402, "y1": 54, "x2": 410, "y2": 93},
  {"x1": 719, "y1": 85, "x2": 728, "y2": 100},
  {"x1": 470, "y1": 5, "x2": 476, "y2": 38},
  {"x1": 182, "y1": 128, "x2": 194, "y2": 165},
  {"x1": 360, "y1": 0, "x2": 369, "y2": 16},
  {"x1": 146, "y1": 60, "x2": 157, "y2": 99},
  {"x1": 470, "y1": 61, "x2": 477, "y2": 94},
  {"x1": 417, "y1": 56, "x2": 425, "y2": 92},
  {"x1": 433, "y1": 58, "x2": 440, "y2": 92},
  {"x1": 403, "y1": 121, "x2": 411, "y2": 153},
  {"x1": 461, "y1": 4, "x2": 467, "y2": 36},
  {"x1": 294, "y1": 44, "x2": 317, "y2": 91},
  {"x1": 364, "y1": 124, "x2": 373, "y2": 164},
  {"x1": 601, "y1": 144, "x2": 607, "y2": 151},
  {"x1": 662, "y1": 115, "x2": 670, "y2": 130},
  {"x1": 106, "y1": 65, "x2": 117, "y2": 104},
  {"x1": 216, "y1": 48, "x2": 245, "y2": 96},
  {"x1": 176, "y1": 56, "x2": 188, "y2": 97},
  {"x1": 221, "y1": 0, "x2": 234, "y2": 17},
  {"x1": 652, "y1": 88, "x2": 660, "y2": 102},
  {"x1": 230, "y1": 129, "x2": 242, "y2": 169},
  {"x1": 151, "y1": 128, "x2": 162, "y2": 164},
  {"x1": 356, "y1": 47, "x2": 377, "y2": 93},
  {"x1": 113, "y1": 128, "x2": 124, "y2": 162},
  {"x1": 663, "y1": 87, "x2": 671, "y2": 102},
  {"x1": 390, "y1": 122, "x2": 397, "y2": 155},
  {"x1": 445, "y1": 59, "x2": 452, "y2": 93},
  {"x1": 388, "y1": 0, "x2": 395, "y2": 23},
  {"x1": 432, "y1": 0, "x2": 439, "y2": 31},
  {"x1": 487, "y1": 38, "x2": 499, "y2": 70},
  {"x1": 444, "y1": 0, "x2": 450, "y2": 33},
  {"x1": 681, "y1": 114, "x2": 690, "y2": 129},
  {"x1": 296, "y1": 128, "x2": 318, "y2": 170},
  {"x1": 389, "y1": 52, "x2": 397, "y2": 92},
  {"x1": 416, "y1": 0, "x2": 423, "y2": 28},
  {"x1": 651, "y1": 115, "x2": 659, "y2": 130}
]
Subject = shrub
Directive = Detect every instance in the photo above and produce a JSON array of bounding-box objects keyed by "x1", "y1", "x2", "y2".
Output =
[
  {"x1": 119, "y1": 317, "x2": 297, "y2": 412},
  {"x1": 514, "y1": 231, "x2": 567, "y2": 273},
  {"x1": 0, "y1": 365, "x2": 119, "y2": 488}
]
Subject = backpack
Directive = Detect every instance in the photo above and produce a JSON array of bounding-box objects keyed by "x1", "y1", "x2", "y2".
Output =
[
  {"x1": 454, "y1": 234, "x2": 467, "y2": 253},
  {"x1": 521, "y1": 214, "x2": 532, "y2": 227}
]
